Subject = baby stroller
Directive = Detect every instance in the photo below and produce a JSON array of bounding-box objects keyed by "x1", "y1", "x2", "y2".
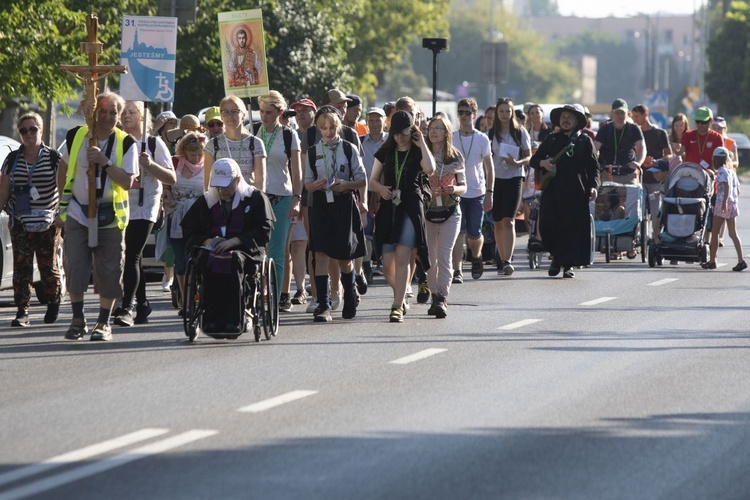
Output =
[
  {"x1": 648, "y1": 162, "x2": 712, "y2": 266},
  {"x1": 594, "y1": 182, "x2": 648, "y2": 263}
]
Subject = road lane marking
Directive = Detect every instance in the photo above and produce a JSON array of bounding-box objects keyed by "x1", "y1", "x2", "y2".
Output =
[
  {"x1": 497, "y1": 319, "x2": 542, "y2": 330},
  {"x1": 389, "y1": 348, "x2": 447, "y2": 365},
  {"x1": 0, "y1": 428, "x2": 169, "y2": 487},
  {"x1": 648, "y1": 278, "x2": 678, "y2": 286},
  {"x1": 580, "y1": 297, "x2": 617, "y2": 306},
  {"x1": 0, "y1": 430, "x2": 217, "y2": 500},
  {"x1": 236, "y1": 390, "x2": 318, "y2": 413}
]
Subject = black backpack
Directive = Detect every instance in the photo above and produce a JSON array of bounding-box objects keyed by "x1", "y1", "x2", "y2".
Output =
[
  {"x1": 253, "y1": 123, "x2": 293, "y2": 166},
  {"x1": 306, "y1": 140, "x2": 355, "y2": 181},
  {"x1": 212, "y1": 133, "x2": 256, "y2": 161}
]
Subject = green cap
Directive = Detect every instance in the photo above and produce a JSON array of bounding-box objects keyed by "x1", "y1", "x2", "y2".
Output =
[
  {"x1": 611, "y1": 98, "x2": 628, "y2": 112},
  {"x1": 694, "y1": 106, "x2": 713, "y2": 122}
]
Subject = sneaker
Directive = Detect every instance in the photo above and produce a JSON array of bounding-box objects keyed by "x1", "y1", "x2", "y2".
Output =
[
  {"x1": 291, "y1": 289, "x2": 307, "y2": 305},
  {"x1": 134, "y1": 301, "x2": 152, "y2": 325},
  {"x1": 416, "y1": 281, "x2": 430, "y2": 304},
  {"x1": 279, "y1": 293, "x2": 292, "y2": 312},
  {"x1": 389, "y1": 306, "x2": 404, "y2": 323},
  {"x1": 64, "y1": 318, "x2": 88, "y2": 340},
  {"x1": 113, "y1": 307, "x2": 134, "y2": 327},
  {"x1": 452, "y1": 270, "x2": 463, "y2": 284},
  {"x1": 548, "y1": 261, "x2": 561, "y2": 277},
  {"x1": 355, "y1": 270, "x2": 368, "y2": 295},
  {"x1": 313, "y1": 306, "x2": 332, "y2": 322},
  {"x1": 405, "y1": 284, "x2": 414, "y2": 298},
  {"x1": 733, "y1": 260, "x2": 747, "y2": 272},
  {"x1": 11, "y1": 309, "x2": 30, "y2": 328},
  {"x1": 402, "y1": 299, "x2": 410, "y2": 314},
  {"x1": 434, "y1": 295, "x2": 447, "y2": 319},
  {"x1": 90, "y1": 322, "x2": 113, "y2": 341},
  {"x1": 363, "y1": 262, "x2": 374, "y2": 284},
  {"x1": 44, "y1": 302, "x2": 60, "y2": 324},
  {"x1": 502, "y1": 261, "x2": 515, "y2": 276},
  {"x1": 342, "y1": 293, "x2": 357, "y2": 319},
  {"x1": 427, "y1": 294, "x2": 439, "y2": 316},
  {"x1": 330, "y1": 292, "x2": 341, "y2": 311},
  {"x1": 162, "y1": 275, "x2": 173, "y2": 292},
  {"x1": 563, "y1": 267, "x2": 575, "y2": 278},
  {"x1": 471, "y1": 258, "x2": 484, "y2": 279},
  {"x1": 306, "y1": 301, "x2": 319, "y2": 314}
]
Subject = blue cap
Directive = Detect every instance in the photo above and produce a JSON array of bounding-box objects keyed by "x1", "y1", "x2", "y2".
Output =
[{"x1": 648, "y1": 159, "x2": 669, "y2": 173}]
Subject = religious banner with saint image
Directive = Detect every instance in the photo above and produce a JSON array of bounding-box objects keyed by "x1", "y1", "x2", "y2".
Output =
[{"x1": 218, "y1": 9, "x2": 269, "y2": 97}]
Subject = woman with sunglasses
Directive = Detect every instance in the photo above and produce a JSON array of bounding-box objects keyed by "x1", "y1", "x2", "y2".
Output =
[
  {"x1": 0, "y1": 112, "x2": 62, "y2": 327},
  {"x1": 204, "y1": 106, "x2": 224, "y2": 139},
  {"x1": 370, "y1": 110, "x2": 435, "y2": 323},
  {"x1": 489, "y1": 97, "x2": 531, "y2": 276},
  {"x1": 258, "y1": 91, "x2": 302, "y2": 302},
  {"x1": 203, "y1": 95, "x2": 266, "y2": 192},
  {"x1": 165, "y1": 131, "x2": 207, "y2": 310},
  {"x1": 111, "y1": 101, "x2": 176, "y2": 327},
  {"x1": 424, "y1": 116, "x2": 466, "y2": 318}
]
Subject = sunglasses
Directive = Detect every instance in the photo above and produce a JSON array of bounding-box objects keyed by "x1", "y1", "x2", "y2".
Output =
[
  {"x1": 496, "y1": 97, "x2": 513, "y2": 105},
  {"x1": 695, "y1": 120, "x2": 710, "y2": 125},
  {"x1": 207, "y1": 121, "x2": 224, "y2": 128},
  {"x1": 185, "y1": 136, "x2": 206, "y2": 144},
  {"x1": 19, "y1": 126, "x2": 39, "y2": 135},
  {"x1": 457, "y1": 110, "x2": 473, "y2": 116}
]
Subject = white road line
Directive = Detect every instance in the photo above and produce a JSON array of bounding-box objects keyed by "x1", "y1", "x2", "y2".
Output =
[
  {"x1": 648, "y1": 278, "x2": 678, "y2": 286},
  {"x1": 389, "y1": 348, "x2": 447, "y2": 365},
  {"x1": 0, "y1": 428, "x2": 169, "y2": 487},
  {"x1": 236, "y1": 390, "x2": 318, "y2": 413},
  {"x1": 580, "y1": 297, "x2": 617, "y2": 306},
  {"x1": 497, "y1": 319, "x2": 543, "y2": 330},
  {"x1": 0, "y1": 430, "x2": 217, "y2": 500}
]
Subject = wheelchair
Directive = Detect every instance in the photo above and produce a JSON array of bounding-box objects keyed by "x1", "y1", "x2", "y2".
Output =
[{"x1": 182, "y1": 249, "x2": 279, "y2": 342}]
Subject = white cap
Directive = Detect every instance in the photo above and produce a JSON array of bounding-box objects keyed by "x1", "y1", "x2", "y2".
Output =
[
  {"x1": 209, "y1": 158, "x2": 241, "y2": 188},
  {"x1": 713, "y1": 146, "x2": 729, "y2": 158}
]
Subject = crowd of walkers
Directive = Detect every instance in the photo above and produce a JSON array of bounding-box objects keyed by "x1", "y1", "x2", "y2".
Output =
[{"x1": 0, "y1": 90, "x2": 744, "y2": 339}]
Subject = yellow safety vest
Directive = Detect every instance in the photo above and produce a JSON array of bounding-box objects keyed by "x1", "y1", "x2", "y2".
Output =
[{"x1": 59, "y1": 125, "x2": 130, "y2": 230}]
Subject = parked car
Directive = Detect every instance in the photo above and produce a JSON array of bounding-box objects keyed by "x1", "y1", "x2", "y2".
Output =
[
  {"x1": 727, "y1": 132, "x2": 750, "y2": 169},
  {"x1": 0, "y1": 136, "x2": 66, "y2": 302}
]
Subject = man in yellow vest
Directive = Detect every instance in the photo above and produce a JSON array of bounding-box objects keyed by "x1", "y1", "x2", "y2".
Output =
[{"x1": 57, "y1": 92, "x2": 139, "y2": 341}]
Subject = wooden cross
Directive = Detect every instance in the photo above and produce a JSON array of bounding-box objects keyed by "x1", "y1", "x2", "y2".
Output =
[{"x1": 60, "y1": 13, "x2": 127, "y2": 247}]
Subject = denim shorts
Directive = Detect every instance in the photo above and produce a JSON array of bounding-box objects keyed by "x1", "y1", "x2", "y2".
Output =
[
  {"x1": 381, "y1": 216, "x2": 416, "y2": 254},
  {"x1": 460, "y1": 195, "x2": 485, "y2": 239}
]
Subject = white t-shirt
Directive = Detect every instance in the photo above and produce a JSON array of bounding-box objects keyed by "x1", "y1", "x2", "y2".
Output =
[
  {"x1": 260, "y1": 126, "x2": 300, "y2": 196},
  {"x1": 453, "y1": 129, "x2": 491, "y2": 198},
  {"x1": 491, "y1": 127, "x2": 531, "y2": 180},
  {"x1": 204, "y1": 132, "x2": 266, "y2": 187},
  {"x1": 128, "y1": 134, "x2": 173, "y2": 222},
  {"x1": 716, "y1": 166, "x2": 739, "y2": 206},
  {"x1": 62, "y1": 133, "x2": 139, "y2": 227}
]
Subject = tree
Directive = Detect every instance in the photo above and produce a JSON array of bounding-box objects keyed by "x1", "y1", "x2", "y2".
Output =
[{"x1": 706, "y1": 1, "x2": 750, "y2": 115}]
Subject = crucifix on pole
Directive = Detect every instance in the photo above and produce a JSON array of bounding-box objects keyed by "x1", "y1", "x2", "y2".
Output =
[{"x1": 60, "y1": 13, "x2": 127, "y2": 248}]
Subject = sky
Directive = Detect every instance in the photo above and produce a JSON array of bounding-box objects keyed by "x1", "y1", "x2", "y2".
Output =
[{"x1": 555, "y1": 0, "x2": 700, "y2": 18}]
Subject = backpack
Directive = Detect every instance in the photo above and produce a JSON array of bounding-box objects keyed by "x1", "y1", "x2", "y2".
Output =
[
  {"x1": 212, "y1": 134, "x2": 256, "y2": 161},
  {"x1": 253, "y1": 123, "x2": 293, "y2": 166},
  {"x1": 307, "y1": 140, "x2": 355, "y2": 181}
]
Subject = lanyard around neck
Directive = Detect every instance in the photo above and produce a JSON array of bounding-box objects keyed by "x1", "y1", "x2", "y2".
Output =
[
  {"x1": 394, "y1": 147, "x2": 410, "y2": 189},
  {"x1": 261, "y1": 124, "x2": 279, "y2": 154}
]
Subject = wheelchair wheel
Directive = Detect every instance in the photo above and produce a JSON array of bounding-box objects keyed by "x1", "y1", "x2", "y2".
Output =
[
  {"x1": 262, "y1": 257, "x2": 279, "y2": 340},
  {"x1": 182, "y1": 258, "x2": 201, "y2": 342}
]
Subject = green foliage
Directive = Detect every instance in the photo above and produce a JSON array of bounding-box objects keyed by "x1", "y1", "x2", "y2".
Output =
[
  {"x1": 554, "y1": 30, "x2": 639, "y2": 104},
  {"x1": 706, "y1": 1, "x2": 750, "y2": 115}
]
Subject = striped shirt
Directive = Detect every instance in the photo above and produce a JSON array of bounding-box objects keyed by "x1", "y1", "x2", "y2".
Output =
[{"x1": 1, "y1": 144, "x2": 60, "y2": 225}]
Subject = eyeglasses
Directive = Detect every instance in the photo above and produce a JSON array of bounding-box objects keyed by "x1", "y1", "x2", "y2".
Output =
[
  {"x1": 19, "y1": 126, "x2": 39, "y2": 135},
  {"x1": 220, "y1": 109, "x2": 242, "y2": 116},
  {"x1": 457, "y1": 110, "x2": 473, "y2": 116},
  {"x1": 695, "y1": 120, "x2": 710, "y2": 125},
  {"x1": 428, "y1": 127, "x2": 446, "y2": 133},
  {"x1": 207, "y1": 121, "x2": 224, "y2": 128}
]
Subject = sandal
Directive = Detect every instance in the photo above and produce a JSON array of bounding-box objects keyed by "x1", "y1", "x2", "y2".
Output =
[
  {"x1": 389, "y1": 306, "x2": 403, "y2": 323},
  {"x1": 64, "y1": 318, "x2": 88, "y2": 340},
  {"x1": 733, "y1": 261, "x2": 747, "y2": 272}
]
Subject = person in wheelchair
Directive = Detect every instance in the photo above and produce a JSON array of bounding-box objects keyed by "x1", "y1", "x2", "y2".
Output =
[{"x1": 181, "y1": 158, "x2": 274, "y2": 334}]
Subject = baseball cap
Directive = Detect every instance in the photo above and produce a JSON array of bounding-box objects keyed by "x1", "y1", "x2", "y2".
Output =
[
  {"x1": 366, "y1": 107, "x2": 386, "y2": 117},
  {"x1": 694, "y1": 107, "x2": 713, "y2": 122},
  {"x1": 315, "y1": 105, "x2": 343, "y2": 121},
  {"x1": 346, "y1": 94, "x2": 362, "y2": 107},
  {"x1": 611, "y1": 98, "x2": 629, "y2": 112},
  {"x1": 647, "y1": 159, "x2": 669, "y2": 173},
  {"x1": 713, "y1": 146, "x2": 729, "y2": 158},
  {"x1": 713, "y1": 116, "x2": 727, "y2": 128},
  {"x1": 209, "y1": 158, "x2": 241, "y2": 188},
  {"x1": 325, "y1": 89, "x2": 352, "y2": 105},
  {"x1": 290, "y1": 98, "x2": 317, "y2": 112},
  {"x1": 390, "y1": 110, "x2": 414, "y2": 135},
  {"x1": 205, "y1": 106, "x2": 222, "y2": 124}
]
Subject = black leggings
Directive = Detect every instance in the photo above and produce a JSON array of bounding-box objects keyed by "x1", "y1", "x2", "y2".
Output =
[{"x1": 122, "y1": 219, "x2": 154, "y2": 308}]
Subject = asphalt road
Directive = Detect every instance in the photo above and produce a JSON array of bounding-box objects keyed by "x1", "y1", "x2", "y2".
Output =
[{"x1": 1, "y1": 196, "x2": 749, "y2": 499}]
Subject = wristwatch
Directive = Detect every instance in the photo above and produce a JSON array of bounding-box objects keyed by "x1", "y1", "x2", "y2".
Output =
[{"x1": 103, "y1": 159, "x2": 113, "y2": 171}]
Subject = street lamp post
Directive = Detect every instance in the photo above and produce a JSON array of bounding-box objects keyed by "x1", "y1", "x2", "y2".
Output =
[{"x1": 422, "y1": 38, "x2": 448, "y2": 118}]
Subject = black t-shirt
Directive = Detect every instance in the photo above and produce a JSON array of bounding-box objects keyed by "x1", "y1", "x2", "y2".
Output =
[
  {"x1": 595, "y1": 121, "x2": 644, "y2": 167},
  {"x1": 641, "y1": 126, "x2": 670, "y2": 183},
  {"x1": 374, "y1": 144, "x2": 424, "y2": 202}
]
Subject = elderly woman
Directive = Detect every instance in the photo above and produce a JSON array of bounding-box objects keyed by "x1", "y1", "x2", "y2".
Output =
[
  {"x1": 112, "y1": 101, "x2": 176, "y2": 327},
  {"x1": 257, "y1": 91, "x2": 302, "y2": 300},
  {"x1": 0, "y1": 112, "x2": 62, "y2": 327},
  {"x1": 164, "y1": 131, "x2": 207, "y2": 311},
  {"x1": 204, "y1": 95, "x2": 266, "y2": 192}
]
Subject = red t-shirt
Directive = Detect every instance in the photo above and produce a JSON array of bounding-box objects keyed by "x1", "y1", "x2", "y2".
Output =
[{"x1": 681, "y1": 129, "x2": 724, "y2": 168}]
